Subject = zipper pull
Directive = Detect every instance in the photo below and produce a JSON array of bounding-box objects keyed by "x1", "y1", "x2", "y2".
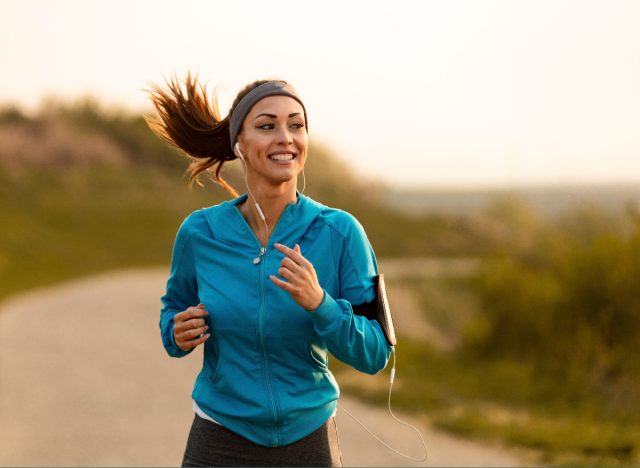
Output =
[{"x1": 252, "y1": 247, "x2": 267, "y2": 265}]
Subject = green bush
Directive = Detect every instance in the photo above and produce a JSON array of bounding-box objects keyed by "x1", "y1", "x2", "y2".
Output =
[{"x1": 465, "y1": 199, "x2": 640, "y2": 413}]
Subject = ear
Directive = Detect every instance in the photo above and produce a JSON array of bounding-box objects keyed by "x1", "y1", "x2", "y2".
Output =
[{"x1": 234, "y1": 143, "x2": 244, "y2": 160}]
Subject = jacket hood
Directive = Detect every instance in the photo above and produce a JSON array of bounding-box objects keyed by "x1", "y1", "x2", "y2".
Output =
[{"x1": 201, "y1": 191, "x2": 326, "y2": 249}]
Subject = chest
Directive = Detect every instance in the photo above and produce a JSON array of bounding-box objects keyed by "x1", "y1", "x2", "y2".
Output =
[{"x1": 191, "y1": 228, "x2": 340, "y2": 334}]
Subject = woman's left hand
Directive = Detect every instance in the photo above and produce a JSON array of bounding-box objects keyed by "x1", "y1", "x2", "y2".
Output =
[{"x1": 270, "y1": 243, "x2": 324, "y2": 311}]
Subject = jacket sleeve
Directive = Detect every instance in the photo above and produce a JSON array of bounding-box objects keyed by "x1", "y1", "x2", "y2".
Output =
[
  {"x1": 309, "y1": 216, "x2": 393, "y2": 374},
  {"x1": 160, "y1": 215, "x2": 199, "y2": 358}
]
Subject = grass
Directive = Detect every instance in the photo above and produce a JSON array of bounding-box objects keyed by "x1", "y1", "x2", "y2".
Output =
[
  {"x1": 331, "y1": 337, "x2": 640, "y2": 466},
  {"x1": 0, "y1": 160, "x2": 477, "y2": 302},
  {"x1": 403, "y1": 274, "x2": 479, "y2": 348},
  {"x1": 0, "y1": 165, "x2": 225, "y2": 301},
  {"x1": 330, "y1": 305, "x2": 640, "y2": 467}
]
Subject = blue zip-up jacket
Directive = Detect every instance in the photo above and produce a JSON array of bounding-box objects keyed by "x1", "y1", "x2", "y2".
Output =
[{"x1": 160, "y1": 192, "x2": 392, "y2": 447}]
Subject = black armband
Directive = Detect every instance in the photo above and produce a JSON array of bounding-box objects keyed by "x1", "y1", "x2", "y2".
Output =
[{"x1": 352, "y1": 274, "x2": 397, "y2": 346}]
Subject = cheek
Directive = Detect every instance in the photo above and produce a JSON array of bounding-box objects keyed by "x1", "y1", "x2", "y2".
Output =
[
  {"x1": 240, "y1": 131, "x2": 270, "y2": 152},
  {"x1": 296, "y1": 136, "x2": 309, "y2": 155},
  {"x1": 297, "y1": 147, "x2": 308, "y2": 166}
]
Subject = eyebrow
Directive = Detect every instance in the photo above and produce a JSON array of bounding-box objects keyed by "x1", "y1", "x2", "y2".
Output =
[{"x1": 254, "y1": 112, "x2": 302, "y2": 120}]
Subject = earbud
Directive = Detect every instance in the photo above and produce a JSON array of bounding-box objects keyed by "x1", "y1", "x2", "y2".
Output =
[{"x1": 234, "y1": 142, "x2": 244, "y2": 161}]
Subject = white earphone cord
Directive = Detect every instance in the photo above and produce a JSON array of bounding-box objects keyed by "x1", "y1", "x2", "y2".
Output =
[
  {"x1": 237, "y1": 149, "x2": 269, "y2": 240},
  {"x1": 235, "y1": 143, "x2": 305, "y2": 241},
  {"x1": 237, "y1": 146, "x2": 424, "y2": 460},
  {"x1": 337, "y1": 348, "x2": 428, "y2": 463}
]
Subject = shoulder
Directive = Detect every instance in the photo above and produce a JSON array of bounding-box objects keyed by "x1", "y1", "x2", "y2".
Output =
[
  {"x1": 181, "y1": 195, "x2": 241, "y2": 231},
  {"x1": 176, "y1": 208, "x2": 213, "y2": 239},
  {"x1": 310, "y1": 200, "x2": 369, "y2": 243}
]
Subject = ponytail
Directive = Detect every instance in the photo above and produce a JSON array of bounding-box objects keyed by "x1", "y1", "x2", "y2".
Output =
[
  {"x1": 145, "y1": 74, "x2": 288, "y2": 197},
  {"x1": 144, "y1": 72, "x2": 238, "y2": 196}
]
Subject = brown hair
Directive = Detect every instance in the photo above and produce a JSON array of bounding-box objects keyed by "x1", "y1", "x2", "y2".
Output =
[{"x1": 144, "y1": 73, "x2": 272, "y2": 196}]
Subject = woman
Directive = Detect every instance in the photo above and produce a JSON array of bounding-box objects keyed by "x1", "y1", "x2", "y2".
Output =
[{"x1": 146, "y1": 74, "x2": 392, "y2": 467}]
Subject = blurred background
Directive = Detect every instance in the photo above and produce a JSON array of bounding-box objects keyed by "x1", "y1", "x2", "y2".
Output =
[{"x1": 1, "y1": 0, "x2": 640, "y2": 466}]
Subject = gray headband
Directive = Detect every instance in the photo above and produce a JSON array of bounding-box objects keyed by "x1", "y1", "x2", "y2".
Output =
[{"x1": 229, "y1": 81, "x2": 308, "y2": 149}]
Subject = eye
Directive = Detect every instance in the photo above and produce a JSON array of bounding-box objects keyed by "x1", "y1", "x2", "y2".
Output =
[
  {"x1": 290, "y1": 122, "x2": 305, "y2": 130},
  {"x1": 257, "y1": 123, "x2": 274, "y2": 130}
]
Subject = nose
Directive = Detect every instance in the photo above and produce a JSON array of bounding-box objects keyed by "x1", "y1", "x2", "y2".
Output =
[{"x1": 275, "y1": 125, "x2": 294, "y2": 145}]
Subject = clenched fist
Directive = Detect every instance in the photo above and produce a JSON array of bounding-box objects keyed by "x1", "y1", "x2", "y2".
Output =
[{"x1": 174, "y1": 303, "x2": 210, "y2": 352}]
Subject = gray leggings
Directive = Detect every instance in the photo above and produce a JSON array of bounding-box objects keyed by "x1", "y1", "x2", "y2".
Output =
[{"x1": 181, "y1": 414, "x2": 343, "y2": 467}]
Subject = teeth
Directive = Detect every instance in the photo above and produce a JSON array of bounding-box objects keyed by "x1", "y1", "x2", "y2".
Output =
[{"x1": 269, "y1": 153, "x2": 294, "y2": 161}]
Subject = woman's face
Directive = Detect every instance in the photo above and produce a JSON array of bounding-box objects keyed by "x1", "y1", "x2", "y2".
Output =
[{"x1": 237, "y1": 95, "x2": 308, "y2": 188}]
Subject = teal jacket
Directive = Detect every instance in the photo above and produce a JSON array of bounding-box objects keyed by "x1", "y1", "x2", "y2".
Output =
[{"x1": 160, "y1": 192, "x2": 392, "y2": 447}]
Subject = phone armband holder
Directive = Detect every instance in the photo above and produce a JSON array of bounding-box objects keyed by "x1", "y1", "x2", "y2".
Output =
[{"x1": 352, "y1": 274, "x2": 397, "y2": 346}]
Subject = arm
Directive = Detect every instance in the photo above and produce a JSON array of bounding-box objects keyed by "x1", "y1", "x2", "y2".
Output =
[
  {"x1": 269, "y1": 214, "x2": 392, "y2": 374},
  {"x1": 311, "y1": 218, "x2": 392, "y2": 374},
  {"x1": 311, "y1": 292, "x2": 392, "y2": 374},
  {"x1": 160, "y1": 215, "x2": 200, "y2": 358}
]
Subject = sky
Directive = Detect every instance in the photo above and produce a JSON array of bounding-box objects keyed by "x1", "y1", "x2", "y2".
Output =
[{"x1": 1, "y1": 0, "x2": 639, "y2": 189}]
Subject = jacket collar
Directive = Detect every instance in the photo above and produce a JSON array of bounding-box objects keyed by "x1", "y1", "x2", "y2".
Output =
[{"x1": 201, "y1": 191, "x2": 325, "y2": 250}]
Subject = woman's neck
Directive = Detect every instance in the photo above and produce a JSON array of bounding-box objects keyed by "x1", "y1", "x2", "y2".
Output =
[{"x1": 238, "y1": 183, "x2": 298, "y2": 247}]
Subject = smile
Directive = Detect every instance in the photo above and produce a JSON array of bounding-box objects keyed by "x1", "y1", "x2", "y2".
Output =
[{"x1": 268, "y1": 153, "x2": 296, "y2": 161}]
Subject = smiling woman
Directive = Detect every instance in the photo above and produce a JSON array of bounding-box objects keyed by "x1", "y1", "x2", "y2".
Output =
[{"x1": 144, "y1": 73, "x2": 393, "y2": 467}]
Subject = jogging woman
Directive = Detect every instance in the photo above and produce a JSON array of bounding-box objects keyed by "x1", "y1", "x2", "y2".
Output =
[{"x1": 146, "y1": 75, "x2": 392, "y2": 467}]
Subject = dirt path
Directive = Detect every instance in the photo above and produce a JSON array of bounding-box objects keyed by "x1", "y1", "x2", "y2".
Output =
[{"x1": 0, "y1": 268, "x2": 527, "y2": 466}]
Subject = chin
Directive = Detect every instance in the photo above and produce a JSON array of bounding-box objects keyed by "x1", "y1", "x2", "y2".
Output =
[
  {"x1": 272, "y1": 166, "x2": 299, "y2": 179},
  {"x1": 269, "y1": 173, "x2": 298, "y2": 186}
]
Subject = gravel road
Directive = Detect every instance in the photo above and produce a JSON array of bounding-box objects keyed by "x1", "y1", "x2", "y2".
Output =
[{"x1": 0, "y1": 268, "x2": 527, "y2": 466}]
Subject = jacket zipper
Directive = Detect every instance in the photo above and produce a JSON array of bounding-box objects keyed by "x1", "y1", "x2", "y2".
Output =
[
  {"x1": 253, "y1": 247, "x2": 266, "y2": 265},
  {"x1": 233, "y1": 205, "x2": 294, "y2": 447},
  {"x1": 259, "y1": 251, "x2": 280, "y2": 446}
]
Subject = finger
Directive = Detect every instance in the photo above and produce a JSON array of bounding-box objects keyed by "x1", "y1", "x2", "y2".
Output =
[
  {"x1": 270, "y1": 274, "x2": 294, "y2": 293},
  {"x1": 274, "y1": 243, "x2": 309, "y2": 267},
  {"x1": 181, "y1": 333, "x2": 210, "y2": 350},
  {"x1": 173, "y1": 307, "x2": 205, "y2": 323},
  {"x1": 188, "y1": 305, "x2": 209, "y2": 317},
  {"x1": 175, "y1": 312, "x2": 208, "y2": 334},
  {"x1": 294, "y1": 243, "x2": 301, "y2": 254},
  {"x1": 177, "y1": 323, "x2": 209, "y2": 341},
  {"x1": 184, "y1": 317, "x2": 207, "y2": 328},
  {"x1": 277, "y1": 266, "x2": 296, "y2": 282},
  {"x1": 177, "y1": 306, "x2": 209, "y2": 322},
  {"x1": 183, "y1": 324, "x2": 209, "y2": 339},
  {"x1": 281, "y1": 257, "x2": 304, "y2": 274}
]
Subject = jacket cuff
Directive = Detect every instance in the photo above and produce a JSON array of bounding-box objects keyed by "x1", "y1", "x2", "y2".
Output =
[
  {"x1": 165, "y1": 321, "x2": 192, "y2": 357},
  {"x1": 169, "y1": 322, "x2": 180, "y2": 349},
  {"x1": 310, "y1": 289, "x2": 341, "y2": 334}
]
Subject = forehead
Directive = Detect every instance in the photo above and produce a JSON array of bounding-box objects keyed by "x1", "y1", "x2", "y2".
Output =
[{"x1": 247, "y1": 96, "x2": 305, "y2": 119}]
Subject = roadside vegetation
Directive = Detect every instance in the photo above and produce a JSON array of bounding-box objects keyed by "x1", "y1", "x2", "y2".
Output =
[
  {"x1": 2, "y1": 100, "x2": 639, "y2": 465},
  {"x1": 0, "y1": 100, "x2": 487, "y2": 299},
  {"x1": 333, "y1": 198, "x2": 640, "y2": 466}
]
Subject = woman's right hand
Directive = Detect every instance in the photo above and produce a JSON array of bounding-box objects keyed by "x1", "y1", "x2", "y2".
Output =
[{"x1": 174, "y1": 303, "x2": 210, "y2": 352}]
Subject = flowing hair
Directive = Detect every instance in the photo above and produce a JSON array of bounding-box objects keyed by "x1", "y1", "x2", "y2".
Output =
[{"x1": 144, "y1": 73, "x2": 271, "y2": 196}]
